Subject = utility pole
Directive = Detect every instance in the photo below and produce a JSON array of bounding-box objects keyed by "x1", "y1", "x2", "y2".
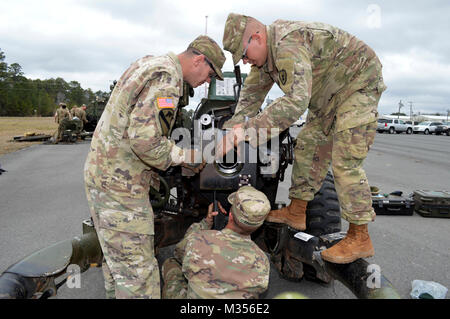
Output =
[
  {"x1": 398, "y1": 100, "x2": 404, "y2": 119},
  {"x1": 408, "y1": 101, "x2": 413, "y2": 122},
  {"x1": 447, "y1": 109, "x2": 450, "y2": 122}
]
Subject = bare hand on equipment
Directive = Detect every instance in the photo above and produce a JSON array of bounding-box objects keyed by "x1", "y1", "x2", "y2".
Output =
[
  {"x1": 181, "y1": 148, "x2": 206, "y2": 174},
  {"x1": 206, "y1": 201, "x2": 228, "y2": 228},
  {"x1": 215, "y1": 123, "x2": 245, "y2": 161}
]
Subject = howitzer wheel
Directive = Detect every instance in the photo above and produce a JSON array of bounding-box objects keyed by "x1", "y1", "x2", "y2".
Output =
[
  {"x1": 262, "y1": 172, "x2": 342, "y2": 283},
  {"x1": 305, "y1": 172, "x2": 341, "y2": 236},
  {"x1": 149, "y1": 176, "x2": 170, "y2": 210},
  {"x1": 302, "y1": 172, "x2": 341, "y2": 282}
]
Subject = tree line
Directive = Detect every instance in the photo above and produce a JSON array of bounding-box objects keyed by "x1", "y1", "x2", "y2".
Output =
[{"x1": 0, "y1": 49, "x2": 110, "y2": 117}]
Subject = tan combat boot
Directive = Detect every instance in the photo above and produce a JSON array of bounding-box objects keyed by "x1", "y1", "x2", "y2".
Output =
[
  {"x1": 321, "y1": 223, "x2": 374, "y2": 264},
  {"x1": 266, "y1": 199, "x2": 308, "y2": 230}
]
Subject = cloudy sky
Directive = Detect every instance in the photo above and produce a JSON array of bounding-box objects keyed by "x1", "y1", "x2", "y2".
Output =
[{"x1": 1, "y1": 0, "x2": 450, "y2": 115}]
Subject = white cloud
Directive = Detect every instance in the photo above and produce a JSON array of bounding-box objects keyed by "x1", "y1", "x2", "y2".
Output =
[
  {"x1": 1, "y1": 0, "x2": 450, "y2": 114},
  {"x1": 377, "y1": 48, "x2": 450, "y2": 114},
  {"x1": 381, "y1": 49, "x2": 450, "y2": 82}
]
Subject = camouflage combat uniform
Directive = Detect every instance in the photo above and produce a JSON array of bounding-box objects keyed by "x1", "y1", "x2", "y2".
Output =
[
  {"x1": 84, "y1": 53, "x2": 187, "y2": 299},
  {"x1": 70, "y1": 106, "x2": 79, "y2": 118},
  {"x1": 84, "y1": 36, "x2": 225, "y2": 299},
  {"x1": 223, "y1": 16, "x2": 386, "y2": 225},
  {"x1": 55, "y1": 105, "x2": 71, "y2": 142},
  {"x1": 162, "y1": 186, "x2": 271, "y2": 299},
  {"x1": 71, "y1": 106, "x2": 88, "y2": 130}
]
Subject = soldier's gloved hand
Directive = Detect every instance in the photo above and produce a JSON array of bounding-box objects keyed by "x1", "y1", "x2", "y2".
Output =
[{"x1": 181, "y1": 148, "x2": 206, "y2": 174}]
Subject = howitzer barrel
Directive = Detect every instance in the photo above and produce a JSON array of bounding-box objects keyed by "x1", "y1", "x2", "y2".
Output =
[
  {"x1": 259, "y1": 226, "x2": 401, "y2": 299},
  {"x1": 0, "y1": 273, "x2": 38, "y2": 299},
  {"x1": 317, "y1": 232, "x2": 401, "y2": 299},
  {"x1": 0, "y1": 220, "x2": 102, "y2": 299},
  {"x1": 324, "y1": 258, "x2": 401, "y2": 299}
]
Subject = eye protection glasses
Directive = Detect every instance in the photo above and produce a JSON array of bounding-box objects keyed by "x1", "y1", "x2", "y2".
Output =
[
  {"x1": 242, "y1": 31, "x2": 259, "y2": 60},
  {"x1": 204, "y1": 58, "x2": 219, "y2": 80}
]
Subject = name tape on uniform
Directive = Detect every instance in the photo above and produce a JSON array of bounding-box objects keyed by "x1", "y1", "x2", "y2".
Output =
[{"x1": 157, "y1": 97, "x2": 175, "y2": 109}]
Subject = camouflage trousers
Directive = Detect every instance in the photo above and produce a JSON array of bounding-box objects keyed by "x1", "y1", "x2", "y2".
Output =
[
  {"x1": 85, "y1": 186, "x2": 160, "y2": 299},
  {"x1": 290, "y1": 94, "x2": 380, "y2": 225},
  {"x1": 56, "y1": 118, "x2": 70, "y2": 142}
]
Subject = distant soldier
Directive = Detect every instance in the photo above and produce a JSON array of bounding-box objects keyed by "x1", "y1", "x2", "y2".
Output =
[
  {"x1": 219, "y1": 13, "x2": 386, "y2": 264},
  {"x1": 71, "y1": 104, "x2": 88, "y2": 130},
  {"x1": 162, "y1": 186, "x2": 271, "y2": 299},
  {"x1": 70, "y1": 105, "x2": 79, "y2": 118},
  {"x1": 54, "y1": 102, "x2": 71, "y2": 143},
  {"x1": 84, "y1": 35, "x2": 225, "y2": 299}
]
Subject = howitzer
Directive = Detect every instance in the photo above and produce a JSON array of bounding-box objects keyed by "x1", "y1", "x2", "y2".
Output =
[
  {"x1": 83, "y1": 81, "x2": 117, "y2": 134},
  {"x1": 0, "y1": 220, "x2": 102, "y2": 299},
  {"x1": 0, "y1": 67, "x2": 400, "y2": 299}
]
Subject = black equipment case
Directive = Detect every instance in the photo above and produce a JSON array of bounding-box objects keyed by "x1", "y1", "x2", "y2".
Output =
[
  {"x1": 413, "y1": 190, "x2": 450, "y2": 218},
  {"x1": 372, "y1": 194, "x2": 415, "y2": 216}
]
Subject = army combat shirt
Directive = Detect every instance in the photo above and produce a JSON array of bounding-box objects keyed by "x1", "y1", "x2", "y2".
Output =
[
  {"x1": 71, "y1": 107, "x2": 87, "y2": 123},
  {"x1": 84, "y1": 53, "x2": 185, "y2": 204},
  {"x1": 173, "y1": 220, "x2": 270, "y2": 299},
  {"x1": 226, "y1": 20, "x2": 386, "y2": 137},
  {"x1": 56, "y1": 108, "x2": 71, "y2": 123}
]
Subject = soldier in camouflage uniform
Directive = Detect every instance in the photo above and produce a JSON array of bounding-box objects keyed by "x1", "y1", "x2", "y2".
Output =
[
  {"x1": 54, "y1": 102, "x2": 71, "y2": 143},
  {"x1": 220, "y1": 13, "x2": 386, "y2": 264},
  {"x1": 70, "y1": 105, "x2": 79, "y2": 118},
  {"x1": 84, "y1": 36, "x2": 225, "y2": 298},
  {"x1": 71, "y1": 104, "x2": 88, "y2": 131},
  {"x1": 162, "y1": 185, "x2": 271, "y2": 299}
]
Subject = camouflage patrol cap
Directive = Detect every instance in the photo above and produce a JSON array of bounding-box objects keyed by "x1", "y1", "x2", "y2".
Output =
[
  {"x1": 228, "y1": 185, "x2": 271, "y2": 228},
  {"x1": 223, "y1": 13, "x2": 248, "y2": 65},
  {"x1": 188, "y1": 35, "x2": 225, "y2": 81}
]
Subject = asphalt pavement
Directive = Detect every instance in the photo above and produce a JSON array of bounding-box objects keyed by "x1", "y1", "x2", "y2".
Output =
[{"x1": 0, "y1": 132, "x2": 449, "y2": 299}]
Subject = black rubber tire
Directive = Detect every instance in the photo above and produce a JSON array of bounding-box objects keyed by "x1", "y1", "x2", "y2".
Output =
[
  {"x1": 305, "y1": 172, "x2": 342, "y2": 236},
  {"x1": 424, "y1": 129, "x2": 430, "y2": 135},
  {"x1": 389, "y1": 127, "x2": 395, "y2": 134},
  {"x1": 406, "y1": 128, "x2": 412, "y2": 134},
  {"x1": 264, "y1": 172, "x2": 342, "y2": 283}
]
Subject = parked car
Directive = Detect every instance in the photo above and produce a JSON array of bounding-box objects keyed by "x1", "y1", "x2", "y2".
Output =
[
  {"x1": 377, "y1": 118, "x2": 413, "y2": 134},
  {"x1": 434, "y1": 121, "x2": 450, "y2": 136},
  {"x1": 413, "y1": 121, "x2": 443, "y2": 135},
  {"x1": 405, "y1": 120, "x2": 419, "y2": 125}
]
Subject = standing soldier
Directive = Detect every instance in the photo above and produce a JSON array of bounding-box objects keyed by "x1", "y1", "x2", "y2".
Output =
[
  {"x1": 162, "y1": 186, "x2": 271, "y2": 299},
  {"x1": 54, "y1": 102, "x2": 71, "y2": 143},
  {"x1": 70, "y1": 105, "x2": 79, "y2": 118},
  {"x1": 79, "y1": 104, "x2": 88, "y2": 130},
  {"x1": 219, "y1": 13, "x2": 386, "y2": 264},
  {"x1": 84, "y1": 35, "x2": 225, "y2": 299},
  {"x1": 71, "y1": 104, "x2": 88, "y2": 131}
]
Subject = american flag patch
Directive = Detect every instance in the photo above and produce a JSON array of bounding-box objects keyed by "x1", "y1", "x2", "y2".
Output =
[{"x1": 157, "y1": 97, "x2": 175, "y2": 109}]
